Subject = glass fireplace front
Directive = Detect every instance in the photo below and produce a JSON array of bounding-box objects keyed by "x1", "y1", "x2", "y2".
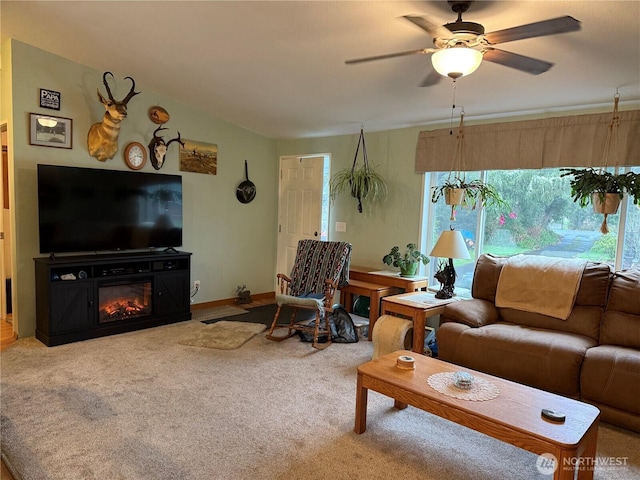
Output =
[{"x1": 98, "y1": 280, "x2": 152, "y2": 323}]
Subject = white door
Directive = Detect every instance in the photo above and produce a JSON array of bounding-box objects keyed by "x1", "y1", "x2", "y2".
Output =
[{"x1": 276, "y1": 155, "x2": 327, "y2": 281}]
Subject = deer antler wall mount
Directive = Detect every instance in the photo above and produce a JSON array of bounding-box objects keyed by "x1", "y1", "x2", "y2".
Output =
[
  {"x1": 149, "y1": 125, "x2": 184, "y2": 170},
  {"x1": 87, "y1": 72, "x2": 140, "y2": 162}
]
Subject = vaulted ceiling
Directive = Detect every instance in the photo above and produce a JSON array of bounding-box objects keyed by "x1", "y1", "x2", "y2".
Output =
[{"x1": 2, "y1": 1, "x2": 639, "y2": 139}]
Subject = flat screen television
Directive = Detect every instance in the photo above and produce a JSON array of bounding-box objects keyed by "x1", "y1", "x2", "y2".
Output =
[{"x1": 37, "y1": 164, "x2": 183, "y2": 254}]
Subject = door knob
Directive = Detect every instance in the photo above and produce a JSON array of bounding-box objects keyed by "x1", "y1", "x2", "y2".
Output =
[{"x1": 314, "y1": 231, "x2": 318, "y2": 237}]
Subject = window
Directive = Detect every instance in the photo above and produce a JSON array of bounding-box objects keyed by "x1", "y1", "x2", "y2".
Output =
[{"x1": 422, "y1": 167, "x2": 640, "y2": 294}]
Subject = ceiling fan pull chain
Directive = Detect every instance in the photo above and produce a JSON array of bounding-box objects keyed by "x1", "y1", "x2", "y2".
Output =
[{"x1": 449, "y1": 82, "x2": 458, "y2": 135}]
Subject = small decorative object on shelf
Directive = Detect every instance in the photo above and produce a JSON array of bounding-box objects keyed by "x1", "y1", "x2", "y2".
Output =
[
  {"x1": 382, "y1": 243, "x2": 430, "y2": 277},
  {"x1": 236, "y1": 284, "x2": 252, "y2": 304}
]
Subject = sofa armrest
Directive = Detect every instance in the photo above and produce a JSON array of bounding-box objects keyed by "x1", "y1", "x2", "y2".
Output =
[{"x1": 440, "y1": 298, "x2": 499, "y2": 328}]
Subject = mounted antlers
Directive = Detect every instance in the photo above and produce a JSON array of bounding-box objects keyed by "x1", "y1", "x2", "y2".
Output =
[
  {"x1": 149, "y1": 125, "x2": 184, "y2": 170},
  {"x1": 87, "y1": 72, "x2": 140, "y2": 161}
]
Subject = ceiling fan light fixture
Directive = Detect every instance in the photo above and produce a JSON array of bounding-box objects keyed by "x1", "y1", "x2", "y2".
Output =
[{"x1": 431, "y1": 47, "x2": 483, "y2": 79}]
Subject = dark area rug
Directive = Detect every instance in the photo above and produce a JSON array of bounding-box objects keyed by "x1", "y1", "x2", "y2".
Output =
[{"x1": 202, "y1": 304, "x2": 316, "y2": 327}]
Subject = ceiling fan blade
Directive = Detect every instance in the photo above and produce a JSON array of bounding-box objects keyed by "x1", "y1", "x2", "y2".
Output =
[
  {"x1": 485, "y1": 16, "x2": 581, "y2": 45},
  {"x1": 345, "y1": 48, "x2": 435, "y2": 65},
  {"x1": 483, "y1": 48, "x2": 553, "y2": 75},
  {"x1": 403, "y1": 15, "x2": 452, "y2": 39},
  {"x1": 419, "y1": 69, "x2": 442, "y2": 88}
]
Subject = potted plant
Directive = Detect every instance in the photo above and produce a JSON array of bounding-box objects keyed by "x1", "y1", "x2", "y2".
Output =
[
  {"x1": 382, "y1": 243, "x2": 430, "y2": 277},
  {"x1": 330, "y1": 127, "x2": 388, "y2": 213},
  {"x1": 431, "y1": 174, "x2": 508, "y2": 220},
  {"x1": 330, "y1": 163, "x2": 387, "y2": 214},
  {"x1": 560, "y1": 167, "x2": 640, "y2": 233}
]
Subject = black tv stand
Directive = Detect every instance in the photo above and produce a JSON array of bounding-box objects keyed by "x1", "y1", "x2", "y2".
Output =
[{"x1": 34, "y1": 251, "x2": 192, "y2": 346}]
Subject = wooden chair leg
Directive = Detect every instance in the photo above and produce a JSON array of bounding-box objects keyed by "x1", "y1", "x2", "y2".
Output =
[{"x1": 265, "y1": 305, "x2": 296, "y2": 342}]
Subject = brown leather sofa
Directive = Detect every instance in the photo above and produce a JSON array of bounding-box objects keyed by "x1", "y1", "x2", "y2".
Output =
[{"x1": 437, "y1": 253, "x2": 640, "y2": 432}]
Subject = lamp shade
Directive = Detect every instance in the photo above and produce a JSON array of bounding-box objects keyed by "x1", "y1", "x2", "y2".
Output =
[
  {"x1": 431, "y1": 47, "x2": 483, "y2": 79},
  {"x1": 429, "y1": 230, "x2": 471, "y2": 260}
]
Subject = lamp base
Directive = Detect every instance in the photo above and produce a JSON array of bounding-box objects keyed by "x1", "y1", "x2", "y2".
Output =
[
  {"x1": 435, "y1": 287, "x2": 455, "y2": 299},
  {"x1": 434, "y1": 258, "x2": 457, "y2": 300}
]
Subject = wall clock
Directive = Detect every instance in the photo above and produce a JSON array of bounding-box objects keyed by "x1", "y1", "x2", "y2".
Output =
[{"x1": 123, "y1": 142, "x2": 147, "y2": 170}]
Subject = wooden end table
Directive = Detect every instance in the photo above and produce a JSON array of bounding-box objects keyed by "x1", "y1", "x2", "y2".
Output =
[
  {"x1": 340, "y1": 280, "x2": 400, "y2": 340},
  {"x1": 380, "y1": 292, "x2": 458, "y2": 354},
  {"x1": 349, "y1": 268, "x2": 429, "y2": 292},
  {"x1": 355, "y1": 351, "x2": 600, "y2": 480}
]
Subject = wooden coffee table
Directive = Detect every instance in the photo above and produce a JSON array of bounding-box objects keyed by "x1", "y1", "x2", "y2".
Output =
[{"x1": 355, "y1": 351, "x2": 600, "y2": 480}]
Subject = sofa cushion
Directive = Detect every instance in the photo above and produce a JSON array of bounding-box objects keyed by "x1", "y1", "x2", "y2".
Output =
[
  {"x1": 440, "y1": 299, "x2": 499, "y2": 328},
  {"x1": 581, "y1": 345, "x2": 640, "y2": 415},
  {"x1": 438, "y1": 322, "x2": 597, "y2": 397},
  {"x1": 499, "y1": 305, "x2": 603, "y2": 342},
  {"x1": 471, "y1": 254, "x2": 506, "y2": 303},
  {"x1": 601, "y1": 269, "x2": 640, "y2": 348},
  {"x1": 471, "y1": 254, "x2": 611, "y2": 309},
  {"x1": 575, "y1": 262, "x2": 612, "y2": 307}
]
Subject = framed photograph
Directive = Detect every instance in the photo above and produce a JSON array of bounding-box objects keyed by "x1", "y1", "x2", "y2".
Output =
[
  {"x1": 179, "y1": 139, "x2": 217, "y2": 175},
  {"x1": 29, "y1": 113, "x2": 73, "y2": 149}
]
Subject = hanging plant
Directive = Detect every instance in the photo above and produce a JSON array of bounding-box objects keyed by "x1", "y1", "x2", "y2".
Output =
[
  {"x1": 330, "y1": 127, "x2": 388, "y2": 213},
  {"x1": 430, "y1": 113, "x2": 507, "y2": 220},
  {"x1": 559, "y1": 93, "x2": 640, "y2": 233},
  {"x1": 560, "y1": 167, "x2": 640, "y2": 232}
]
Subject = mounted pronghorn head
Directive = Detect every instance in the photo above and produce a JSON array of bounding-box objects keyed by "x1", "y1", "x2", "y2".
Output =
[
  {"x1": 87, "y1": 71, "x2": 140, "y2": 161},
  {"x1": 148, "y1": 125, "x2": 184, "y2": 170}
]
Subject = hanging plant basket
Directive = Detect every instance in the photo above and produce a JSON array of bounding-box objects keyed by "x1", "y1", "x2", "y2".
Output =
[
  {"x1": 592, "y1": 193, "x2": 621, "y2": 214},
  {"x1": 330, "y1": 127, "x2": 388, "y2": 214},
  {"x1": 444, "y1": 187, "x2": 466, "y2": 205}
]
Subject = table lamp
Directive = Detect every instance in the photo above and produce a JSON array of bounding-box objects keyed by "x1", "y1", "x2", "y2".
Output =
[{"x1": 429, "y1": 229, "x2": 471, "y2": 299}]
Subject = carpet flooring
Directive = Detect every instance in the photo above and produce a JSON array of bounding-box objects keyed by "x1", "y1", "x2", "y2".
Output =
[{"x1": 1, "y1": 322, "x2": 639, "y2": 480}]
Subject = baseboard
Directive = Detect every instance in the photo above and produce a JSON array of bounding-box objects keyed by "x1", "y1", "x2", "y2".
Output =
[{"x1": 190, "y1": 291, "x2": 275, "y2": 311}]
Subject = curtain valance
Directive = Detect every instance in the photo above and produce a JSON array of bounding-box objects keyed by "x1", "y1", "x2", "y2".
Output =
[{"x1": 415, "y1": 109, "x2": 640, "y2": 173}]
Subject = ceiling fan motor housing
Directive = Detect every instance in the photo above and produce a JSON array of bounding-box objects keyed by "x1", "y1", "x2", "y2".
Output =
[{"x1": 444, "y1": 21, "x2": 485, "y2": 36}]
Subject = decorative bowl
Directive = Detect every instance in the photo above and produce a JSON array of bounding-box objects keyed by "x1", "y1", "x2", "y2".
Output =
[{"x1": 453, "y1": 371, "x2": 474, "y2": 389}]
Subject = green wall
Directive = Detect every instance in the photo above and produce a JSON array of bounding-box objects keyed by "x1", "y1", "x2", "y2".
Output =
[
  {"x1": 2, "y1": 40, "x2": 278, "y2": 338},
  {"x1": 277, "y1": 127, "x2": 431, "y2": 268},
  {"x1": 2, "y1": 39, "x2": 627, "y2": 340}
]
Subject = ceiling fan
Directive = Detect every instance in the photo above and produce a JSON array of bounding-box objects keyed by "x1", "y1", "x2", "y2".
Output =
[{"x1": 345, "y1": 1, "x2": 581, "y2": 86}]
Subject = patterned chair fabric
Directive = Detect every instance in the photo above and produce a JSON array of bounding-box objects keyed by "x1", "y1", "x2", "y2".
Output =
[
  {"x1": 266, "y1": 239, "x2": 352, "y2": 349},
  {"x1": 287, "y1": 240, "x2": 352, "y2": 298}
]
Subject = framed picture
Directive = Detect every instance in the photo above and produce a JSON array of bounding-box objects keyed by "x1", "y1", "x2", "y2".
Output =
[
  {"x1": 29, "y1": 113, "x2": 72, "y2": 149},
  {"x1": 39, "y1": 88, "x2": 61, "y2": 110},
  {"x1": 179, "y1": 139, "x2": 217, "y2": 175}
]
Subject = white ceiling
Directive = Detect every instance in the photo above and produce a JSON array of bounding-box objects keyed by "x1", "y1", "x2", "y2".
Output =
[{"x1": 2, "y1": 1, "x2": 639, "y2": 140}]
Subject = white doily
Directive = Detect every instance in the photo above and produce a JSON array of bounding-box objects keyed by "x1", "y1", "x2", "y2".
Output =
[{"x1": 427, "y1": 372, "x2": 500, "y2": 401}]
